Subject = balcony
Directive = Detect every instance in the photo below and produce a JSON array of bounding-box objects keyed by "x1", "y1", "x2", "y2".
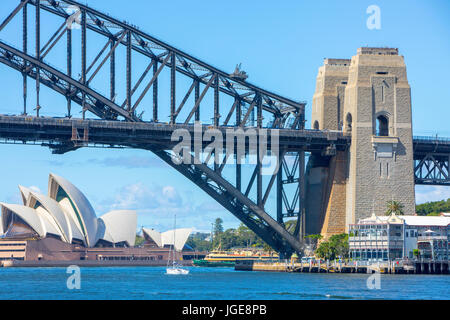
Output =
[{"x1": 417, "y1": 235, "x2": 448, "y2": 241}]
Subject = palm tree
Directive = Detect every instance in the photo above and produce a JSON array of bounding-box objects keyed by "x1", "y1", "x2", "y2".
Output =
[{"x1": 385, "y1": 200, "x2": 405, "y2": 216}]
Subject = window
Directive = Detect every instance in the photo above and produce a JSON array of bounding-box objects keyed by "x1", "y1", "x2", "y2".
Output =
[
  {"x1": 376, "y1": 115, "x2": 389, "y2": 136},
  {"x1": 346, "y1": 113, "x2": 352, "y2": 133},
  {"x1": 313, "y1": 121, "x2": 319, "y2": 130}
]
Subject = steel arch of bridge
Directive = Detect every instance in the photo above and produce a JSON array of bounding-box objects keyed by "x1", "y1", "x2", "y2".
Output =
[
  {"x1": 1, "y1": 1, "x2": 448, "y2": 256},
  {"x1": 413, "y1": 137, "x2": 450, "y2": 186},
  {"x1": 0, "y1": 0, "x2": 310, "y2": 256}
]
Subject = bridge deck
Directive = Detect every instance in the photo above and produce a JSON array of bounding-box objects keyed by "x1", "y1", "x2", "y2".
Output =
[{"x1": 0, "y1": 115, "x2": 350, "y2": 153}]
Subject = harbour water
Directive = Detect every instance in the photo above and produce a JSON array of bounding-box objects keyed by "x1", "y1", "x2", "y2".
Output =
[{"x1": 0, "y1": 267, "x2": 448, "y2": 300}]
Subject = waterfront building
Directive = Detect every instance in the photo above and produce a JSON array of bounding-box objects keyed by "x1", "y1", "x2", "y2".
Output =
[
  {"x1": 349, "y1": 213, "x2": 450, "y2": 261},
  {"x1": 0, "y1": 174, "x2": 137, "y2": 251},
  {"x1": 0, "y1": 174, "x2": 201, "y2": 264}
]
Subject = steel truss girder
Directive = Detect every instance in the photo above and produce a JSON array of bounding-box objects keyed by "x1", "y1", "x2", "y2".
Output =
[
  {"x1": 0, "y1": 0, "x2": 305, "y2": 128},
  {"x1": 147, "y1": 147, "x2": 303, "y2": 256},
  {"x1": 414, "y1": 153, "x2": 450, "y2": 185},
  {"x1": 0, "y1": 41, "x2": 137, "y2": 121},
  {"x1": 277, "y1": 151, "x2": 305, "y2": 237}
]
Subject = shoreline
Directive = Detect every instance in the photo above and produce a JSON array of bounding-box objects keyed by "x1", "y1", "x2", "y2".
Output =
[
  {"x1": 235, "y1": 260, "x2": 450, "y2": 275},
  {"x1": 0, "y1": 259, "x2": 194, "y2": 268}
]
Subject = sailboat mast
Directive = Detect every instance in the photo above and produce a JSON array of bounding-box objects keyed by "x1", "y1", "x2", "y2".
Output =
[{"x1": 173, "y1": 213, "x2": 176, "y2": 261}]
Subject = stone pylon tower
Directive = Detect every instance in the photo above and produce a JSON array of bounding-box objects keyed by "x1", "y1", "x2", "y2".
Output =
[
  {"x1": 305, "y1": 47, "x2": 415, "y2": 238},
  {"x1": 311, "y1": 58, "x2": 350, "y2": 131},
  {"x1": 344, "y1": 47, "x2": 415, "y2": 226}
]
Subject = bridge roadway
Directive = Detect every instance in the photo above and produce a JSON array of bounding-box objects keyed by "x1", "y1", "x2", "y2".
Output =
[
  {"x1": 0, "y1": 115, "x2": 449, "y2": 157},
  {"x1": 0, "y1": 115, "x2": 449, "y2": 155},
  {"x1": 0, "y1": 115, "x2": 351, "y2": 153},
  {"x1": 0, "y1": 115, "x2": 449, "y2": 186}
]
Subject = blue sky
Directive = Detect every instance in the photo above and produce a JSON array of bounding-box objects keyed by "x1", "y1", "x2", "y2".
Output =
[{"x1": 0, "y1": 0, "x2": 449, "y2": 232}]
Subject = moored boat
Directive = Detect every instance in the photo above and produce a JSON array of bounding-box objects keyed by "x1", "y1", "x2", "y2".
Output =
[{"x1": 193, "y1": 249, "x2": 279, "y2": 267}]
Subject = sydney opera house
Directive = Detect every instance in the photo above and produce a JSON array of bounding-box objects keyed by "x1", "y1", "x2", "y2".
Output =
[{"x1": 0, "y1": 174, "x2": 200, "y2": 266}]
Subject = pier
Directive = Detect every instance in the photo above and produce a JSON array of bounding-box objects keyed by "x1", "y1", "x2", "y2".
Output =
[{"x1": 235, "y1": 259, "x2": 450, "y2": 275}]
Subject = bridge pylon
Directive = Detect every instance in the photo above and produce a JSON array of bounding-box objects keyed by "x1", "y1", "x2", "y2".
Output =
[{"x1": 306, "y1": 47, "x2": 416, "y2": 239}]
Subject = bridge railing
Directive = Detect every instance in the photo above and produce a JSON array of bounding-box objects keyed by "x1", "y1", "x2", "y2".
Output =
[{"x1": 414, "y1": 135, "x2": 450, "y2": 144}]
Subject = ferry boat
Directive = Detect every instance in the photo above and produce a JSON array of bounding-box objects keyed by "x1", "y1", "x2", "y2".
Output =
[{"x1": 193, "y1": 249, "x2": 279, "y2": 267}]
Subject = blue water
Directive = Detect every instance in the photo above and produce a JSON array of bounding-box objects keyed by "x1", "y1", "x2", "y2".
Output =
[{"x1": 0, "y1": 267, "x2": 448, "y2": 300}]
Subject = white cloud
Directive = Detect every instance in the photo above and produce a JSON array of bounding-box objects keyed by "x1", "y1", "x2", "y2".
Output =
[
  {"x1": 94, "y1": 182, "x2": 237, "y2": 232},
  {"x1": 415, "y1": 185, "x2": 450, "y2": 204}
]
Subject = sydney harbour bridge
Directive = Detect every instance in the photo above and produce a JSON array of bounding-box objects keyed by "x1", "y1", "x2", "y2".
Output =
[{"x1": 0, "y1": 0, "x2": 448, "y2": 257}]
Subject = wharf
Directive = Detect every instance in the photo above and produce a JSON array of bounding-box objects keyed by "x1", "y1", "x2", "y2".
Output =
[{"x1": 235, "y1": 259, "x2": 450, "y2": 274}]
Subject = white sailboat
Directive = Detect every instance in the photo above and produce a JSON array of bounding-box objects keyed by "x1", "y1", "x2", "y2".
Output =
[{"x1": 166, "y1": 214, "x2": 189, "y2": 275}]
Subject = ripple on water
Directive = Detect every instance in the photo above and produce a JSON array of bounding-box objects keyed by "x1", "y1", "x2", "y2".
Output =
[{"x1": 0, "y1": 267, "x2": 448, "y2": 300}]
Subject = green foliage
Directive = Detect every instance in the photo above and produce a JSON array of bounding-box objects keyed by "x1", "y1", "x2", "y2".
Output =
[
  {"x1": 186, "y1": 232, "x2": 212, "y2": 252},
  {"x1": 135, "y1": 235, "x2": 145, "y2": 246},
  {"x1": 186, "y1": 221, "x2": 269, "y2": 251},
  {"x1": 284, "y1": 220, "x2": 297, "y2": 234},
  {"x1": 413, "y1": 249, "x2": 420, "y2": 258},
  {"x1": 315, "y1": 241, "x2": 330, "y2": 259},
  {"x1": 315, "y1": 233, "x2": 349, "y2": 260},
  {"x1": 214, "y1": 218, "x2": 224, "y2": 236},
  {"x1": 305, "y1": 234, "x2": 323, "y2": 251},
  {"x1": 385, "y1": 200, "x2": 405, "y2": 216},
  {"x1": 213, "y1": 223, "x2": 266, "y2": 250},
  {"x1": 188, "y1": 218, "x2": 297, "y2": 252},
  {"x1": 305, "y1": 234, "x2": 323, "y2": 241},
  {"x1": 416, "y1": 198, "x2": 450, "y2": 216}
]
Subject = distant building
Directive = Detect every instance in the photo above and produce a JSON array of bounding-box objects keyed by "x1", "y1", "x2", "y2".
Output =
[{"x1": 349, "y1": 213, "x2": 450, "y2": 261}]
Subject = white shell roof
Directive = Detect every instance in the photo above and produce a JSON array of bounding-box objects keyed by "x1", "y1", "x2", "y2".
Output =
[
  {"x1": 142, "y1": 228, "x2": 162, "y2": 247},
  {"x1": 162, "y1": 228, "x2": 193, "y2": 251},
  {"x1": 35, "y1": 206, "x2": 63, "y2": 238},
  {"x1": 1, "y1": 174, "x2": 138, "y2": 248},
  {"x1": 98, "y1": 210, "x2": 137, "y2": 246},
  {"x1": 28, "y1": 192, "x2": 73, "y2": 243},
  {"x1": 95, "y1": 218, "x2": 114, "y2": 244},
  {"x1": 48, "y1": 174, "x2": 98, "y2": 247},
  {"x1": 0, "y1": 203, "x2": 45, "y2": 237},
  {"x1": 18, "y1": 185, "x2": 33, "y2": 206},
  {"x1": 143, "y1": 227, "x2": 193, "y2": 251}
]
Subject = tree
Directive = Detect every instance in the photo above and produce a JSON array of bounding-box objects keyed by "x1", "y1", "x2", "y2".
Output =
[
  {"x1": 328, "y1": 233, "x2": 349, "y2": 259},
  {"x1": 386, "y1": 200, "x2": 405, "y2": 216},
  {"x1": 416, "y1": 198, "x2": 450, "y2": 216},
  {"x1": 315, "y1": 233, "x2": 349, "y2": 260},
  {"x1": 135, "y1": 234, "x2": 145, "y2": 246},
  {"x1": 213, "y1": 218, "x2": 224, "y2": 237},
  {"x1": 316, "y1": 241, "x2": 331, "y2": 260},
  {"x1": 305, "y1": 234, "x2": 323, "y2": 251},
  {"x1": 186, "y1": 233, "x2": 212, "y2": 252}
]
